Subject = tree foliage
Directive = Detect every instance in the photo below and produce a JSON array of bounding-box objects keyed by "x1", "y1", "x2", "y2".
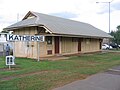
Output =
[
  {"x1": 117, "y1": 25, "x2": 120, "y2": 30},
  {"x1": 110, "y1": 25, "x2": 120, "y2": 44},
  {"x1": 0, "y1": 30, "x2": 9, "y2": 33}
]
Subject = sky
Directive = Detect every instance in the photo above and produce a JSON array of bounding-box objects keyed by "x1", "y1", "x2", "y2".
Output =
[{"x1": 0, "y1": 0, "x2": 120, "y2": 33}]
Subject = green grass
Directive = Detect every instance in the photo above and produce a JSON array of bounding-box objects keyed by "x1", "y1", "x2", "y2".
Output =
[{"x1": 0, "y1": 52, "x2": 120, "y2": 90}]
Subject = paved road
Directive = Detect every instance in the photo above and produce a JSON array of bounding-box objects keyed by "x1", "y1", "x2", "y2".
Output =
[{"x1": 53, "y1": 66, "x2": 120, "y2": 90}]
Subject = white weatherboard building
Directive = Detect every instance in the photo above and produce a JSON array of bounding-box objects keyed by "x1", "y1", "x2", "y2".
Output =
[
  {"x1": 0, "y1": 33, "x2": 7, "y2": 43},
  {"x1": 4, "y1": 11, "x2": 112, "y2": 59},
  {"x1": 0, "y1": 33, "x2": 13, "y2": 55},
  {"x1": 0, "y1": 33, "x2": 7, "y2": 52}
]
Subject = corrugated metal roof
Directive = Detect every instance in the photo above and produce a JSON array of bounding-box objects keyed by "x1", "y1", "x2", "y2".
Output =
[{"x1": 4, "y1": 11, "x2": 112, "y2": 38}]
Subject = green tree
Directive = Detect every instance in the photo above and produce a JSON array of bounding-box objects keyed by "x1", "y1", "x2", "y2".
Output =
[
  {"x1": 115, "y1": 30, "x2": 120, "y2": 44},
  {"x1": 110, "y1": 31, "x2": 115, "y2": 43},
  {"x1": 117, "y1": 25, "x2": 120, "y2": 30},
  {"x1": 0, "y1": 30, "x2": 9, "y2": 33},
  {"x1": 110, "y1": 25, "x2": 120, "y2": 45}
]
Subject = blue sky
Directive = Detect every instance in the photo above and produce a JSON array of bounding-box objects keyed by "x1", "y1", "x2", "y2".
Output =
[
  {"x1": 0, "y1": 0, "x2": 120, "y2": 33},
  {"x1": 112, "y1": 1, "x2": 120, "y2": 10},
  {"x1": 51, "y1": 12, "x2": 78, "y2": 19}
]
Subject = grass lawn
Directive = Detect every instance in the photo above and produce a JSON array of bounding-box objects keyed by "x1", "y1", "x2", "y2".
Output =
[{"x1": 0, "y1": 52, "x2": 120, "y2": 90}]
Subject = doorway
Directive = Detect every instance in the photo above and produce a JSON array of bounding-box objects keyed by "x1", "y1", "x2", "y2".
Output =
[
  {"x1": 54, "y1": 37, "x2": 59, "y2": 54},
  {"x1": 78, "y1": 38, "x2": 81, "y2": 52}
]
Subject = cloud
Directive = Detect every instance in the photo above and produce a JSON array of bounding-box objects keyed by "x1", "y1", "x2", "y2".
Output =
[
  {"x1": 0, "y1": 0, "x2": 120, "y2": 33},
  {"x1": 96, "y1": 2, "x2": 112, "y2": 14},
  {"x1": 0, "y1": 16, "x2": 2, "y2": 19},
  {"x1": 50, "y1": 12, "x2": 78, "y2": 19},
  {"x1": 112, "y1": 2, "x2": 120, "y2": 11},
  {"x1": 96, "y1": 0, "x2": 120, "y2": 14}
]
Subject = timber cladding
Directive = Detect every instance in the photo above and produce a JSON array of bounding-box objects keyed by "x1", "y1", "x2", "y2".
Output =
[
  {"x1": 4, "y1": 11, "x2": 112, "y2": 59},
  {"x1": 61, "y1": 37, "x2": 100, "y2": 55},
  {"x1": 13, "y1": 27, "x2": 38, "y2": 58},
  {"x1": 81, "y1": 38, "x2": 100, "y2": 53},
  {"x1": 13, "y1": 27, "x2": 55, "y2": 58},
  {"x1": 61, "y1": 37, "x2": 78, "y2": 54},
  {"x1": 13, "y1": 27, "x2": 101, "y2": 59}
]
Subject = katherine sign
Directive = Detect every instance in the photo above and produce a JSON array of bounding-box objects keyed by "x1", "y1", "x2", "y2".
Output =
[{"x1": 7, "y1": 34, "x2": 45, "y2": 42}]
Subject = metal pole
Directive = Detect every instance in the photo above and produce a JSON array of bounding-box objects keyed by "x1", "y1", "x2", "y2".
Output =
[
  {"x1": 2, "y1": 43, "x2": 4, "y2": 56},
  {"x1": 108, "y1": 2, "x2": 111, "y2": 47},
  {"x1": 13, "y1": 41, "x2": 15, "y2": 56},
  {"x1": 96, "y1": 0, "x2": 114, "y2": 33},
  {"x1": 37, "y1": 42, "x2": 40, "y2": 61},
  {"x1": 109, "y1": 2, "x2": 110, "y2": 34},
  {"x1": 96, "y1": 1, "x2": 113, "y2": 47},
  {"x1": 8, "y1": 59, "x2": 11, "y2": 70},
  {"x1": 9, "y1": 65, "x2": 11, "y2": 70}
]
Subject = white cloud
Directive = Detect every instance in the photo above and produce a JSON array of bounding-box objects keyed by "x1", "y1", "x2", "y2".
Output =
[{"x1": 0, "y1": 0, "x2": 120, "y2": 33}]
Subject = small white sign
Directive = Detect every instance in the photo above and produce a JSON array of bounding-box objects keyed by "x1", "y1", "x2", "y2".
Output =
[
  {"x1": 7, "y1": 34, "x2": 45, "y2": 42},
  {"x1": 6, "y1": 55, "x2": 15, "y2": 65}
]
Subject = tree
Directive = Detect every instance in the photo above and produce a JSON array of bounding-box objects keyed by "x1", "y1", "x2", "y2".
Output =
[
  {"x1": 117, "y1": 25, "x2": 120, "y2": 31},
  {"x1": 110, "y1": 31, "x2": 115, "y2": 43},
  {"x1": 110, "y1": 25, "x2": 120, "y2": 45},
  {"x1": 0, "y1": 30, "x2": 9, "y2": 33},
  {"x1": 115, "y1": 30, "x2": 120, "y2": 44}
]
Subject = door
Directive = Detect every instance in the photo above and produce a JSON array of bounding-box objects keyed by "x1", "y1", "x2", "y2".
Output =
[
  {"x1": 54, "y1": 37, "x2": 59, "y2": 54},
  {"x1": 78, "y1": 38, "x2": 81, "y2": 52},
  {"x1": 99, "y1": 39, "x2": 102, "y2": 49},
  {"x1": 26, "y1": 42, "x2": 34, "y2": 58}
]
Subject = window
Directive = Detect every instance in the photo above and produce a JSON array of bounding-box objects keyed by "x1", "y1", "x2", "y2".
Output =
[
  {"x1": 86, "y1": 39, "x2": 90, "y2": 44},
  {"x1": 46, "y1": 36, "x2": 52, "y2": 44},
  {"x1": 47, "y1": 50, "x2": 52, "y2": 55}
]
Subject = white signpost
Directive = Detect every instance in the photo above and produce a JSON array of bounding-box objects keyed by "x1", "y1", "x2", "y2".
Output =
[
  {"x1": 6, "y1": 34, "x2": 45, "y2": 63},
  {"x1": 6, "y1": 55, "x2": 15, "y2": 69}
]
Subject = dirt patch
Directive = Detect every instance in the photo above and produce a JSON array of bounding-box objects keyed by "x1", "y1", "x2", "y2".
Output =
[
  {"x1": 51, "y1": 74, "x2": 89, "y2": 90},
  {"x1": 0, "y1": 70, "x2": 61, "y2": 81},
  {"x1": 0, "y1": 67, "x2": 21, "y2": 71},
  {"x1": 40, "y1": 56, "x2": 70, "y2": 61},
  {"x1": 0, "y1": 68, "x2": 10, "y2": 71}
]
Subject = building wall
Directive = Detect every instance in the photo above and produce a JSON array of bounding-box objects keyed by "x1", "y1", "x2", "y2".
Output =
[
  {"x1": 13, "y1": 27, "x2": 55, "y2": 58},
  {"x1": 0, "y1": 34, "x2": 6, "y2": 52},
  {"x1": 0, "y1": 44, "x2": 4, "y2": 52},
  {"x1": 61, "y1": 37, "x2": 101, "y2": 55},
  {"x1": 13, "y1": 27, "x2": 101, "y2": 59},
  {"x1": 13, "y1": 27, "x2": 38, "y2": 58},
  {"x1": 81, "y1": 38, "x2": 100, "y2": 53},
  {"x1": 38, "y1": 37, "x2": 55, "y2": 57},
  {"x1": 61, "y1": 37, "x2": 78, "y2": 54}
]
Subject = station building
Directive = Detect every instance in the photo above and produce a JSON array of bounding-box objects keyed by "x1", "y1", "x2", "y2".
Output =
[{"x1": 4, "y1": 11, "x2": 111, "y2": 59}]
